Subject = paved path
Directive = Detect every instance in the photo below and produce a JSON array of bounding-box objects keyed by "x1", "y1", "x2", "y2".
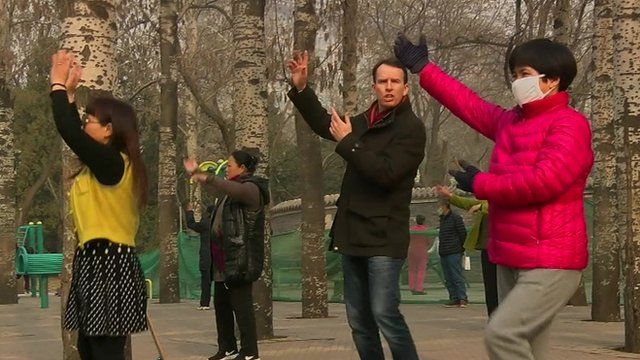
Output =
[{"x1": 1, "y1": 295, "x2": 638, "y2": 359}]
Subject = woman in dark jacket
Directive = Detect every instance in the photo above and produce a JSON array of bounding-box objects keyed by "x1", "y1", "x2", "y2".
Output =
[
  {"x1": 185, "y1": 203, "x2": 216, "y2": 310},
  {"x1": 184, "y1": 150, "x2": 269, "y2": 360}
]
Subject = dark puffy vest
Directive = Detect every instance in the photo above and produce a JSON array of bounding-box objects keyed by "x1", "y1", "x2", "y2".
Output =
[{"x1": 213, "y1": 175, "x2": 268, "y2": 285}]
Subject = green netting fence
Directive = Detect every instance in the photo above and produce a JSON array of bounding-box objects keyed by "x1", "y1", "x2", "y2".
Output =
[
  {"x1": 138, "y1": 198, "x2": 595, "y2": 304},
  {"x1": 139, "y1": 231, "x2": 202, "y2": 299}
]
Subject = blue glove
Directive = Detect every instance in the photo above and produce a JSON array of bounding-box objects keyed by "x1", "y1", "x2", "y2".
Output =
[
  {"x1": 448, "y1": 160, "x2": 480, "y2": 193},
  {"x1": 393, "y1": 33, "x2": 429, "y2": 74}
]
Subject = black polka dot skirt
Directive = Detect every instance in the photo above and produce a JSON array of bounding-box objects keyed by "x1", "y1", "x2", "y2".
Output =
[{"x1": 64, "y1": 239, "x2": 148, "y2": 336}]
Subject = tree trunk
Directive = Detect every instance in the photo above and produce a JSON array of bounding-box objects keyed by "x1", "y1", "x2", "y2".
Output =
[
  {"x1": 341, "y1": 0, "x2": 358, "y2": 114},
  {"x1": 555, "y1": 0, "x2": 590, "y2": 306},
  {"x1": 60, "y1": 149, "x2": 80, "y2": 360},
  {"x1": 421, "y1": 102, "x2": 447, "y2": 187},
  {"x1": 612, "y1": 0, "x2": 640, "y2": 352},
  {"x1": 536, "y1": 0, "x2": 556, "y2": 38},
  {"x1": 0, "y1": 0, "x2": 17, "y2": 305},
  {"x1": 552, "y1": 0, "x2": 572, "y2": 44},
  {"x1": 591, "y1": 0, "x2": 621, "y2": 322},
  {"x1": 567, "y1": 277, "x2": 588, "y2": 306},
  {"x1": 232, "y1": 0, "x2": 272, "y2": 339},
  {"x1": 184, "y1": 10, "x2": 202, "y2": 218},
  {"x1": 158, "y1": 0, "x2": 180, "y2": 304},
  {"x1": 293, "y1": 0, "x2": 328, "y2": 319},
  {"x1": 59, "y1": 1, "x2": 119, "y2": 358}
]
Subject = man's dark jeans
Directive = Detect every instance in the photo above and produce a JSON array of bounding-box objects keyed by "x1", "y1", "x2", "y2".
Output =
[
  {"x1": 441, "y1": 252, "x2": 468, "y2": 302},
  {"x1": 342, "y1": 255, "x2": 419, "y2": 360}
]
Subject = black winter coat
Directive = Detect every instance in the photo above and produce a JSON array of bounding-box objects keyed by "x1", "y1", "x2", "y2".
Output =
[
  {"x1": 212, "y1": 175, "x2": 269, "y2": 285},
  {"x1": 438, "y1": 211, "x2": 467, "y2": 256},
  {"x1": 288, "y1": 87, "x2": 426, "y2": 258}
]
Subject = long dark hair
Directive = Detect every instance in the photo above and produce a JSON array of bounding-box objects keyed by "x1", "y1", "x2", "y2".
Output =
[
  {"x1": 86, "y1": 97, "x2": 148, "y2": 208},
  {"x1": 231, "y1": 150, "x2": 259, "y2": 173}
]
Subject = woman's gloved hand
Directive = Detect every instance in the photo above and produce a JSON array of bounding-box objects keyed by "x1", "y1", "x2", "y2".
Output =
[{"x1": 393, "y1": 33, "x2": 430, "y2": 74}]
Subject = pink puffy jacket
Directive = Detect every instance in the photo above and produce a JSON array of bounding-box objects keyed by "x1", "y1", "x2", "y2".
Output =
[{"x1": 420, "y1": 63, "x2": 593, "y2": 270}]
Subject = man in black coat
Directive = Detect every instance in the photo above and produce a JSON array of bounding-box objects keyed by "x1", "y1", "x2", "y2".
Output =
[
  {"x1": 436, "y1": 199, "x2": 468, "y2": 308},
  {"x1": 185, "y1": 203, "x2": 215, "y2": 310},
  {"x1": 287, "y1": 51, "x2": 426, "y2": 360}
]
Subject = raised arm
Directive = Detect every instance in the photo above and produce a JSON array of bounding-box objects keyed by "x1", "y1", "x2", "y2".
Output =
[
  {"x1": 449, "y1": 194, "x2": 484, "y2": 211},
  {"x1": 202, "y1": 177, "x2": 261, "y2": 209},
  {"x1": 287, "y1": 87, "x2": 334, "y2": 140},
  {"x1": 49, "y1": 50, "x2": 123, "y2": 185},
  {"x1": 394, "y1": 33, "x2": 517, "y2": 141},
  {"x1": 473, "y1": 116, "x2": 593, "y2": 206},
  {"x1": 286, "y1": 50, "x2": 334, "y2": 141}
]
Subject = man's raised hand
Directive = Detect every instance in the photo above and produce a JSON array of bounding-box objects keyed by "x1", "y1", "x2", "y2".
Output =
[
  {"x1": 329, "y1": 107, "x2": 352, "y2": 142},
  {"x1": 287, "y1": 50, "x2": 309, "y2": 91}
]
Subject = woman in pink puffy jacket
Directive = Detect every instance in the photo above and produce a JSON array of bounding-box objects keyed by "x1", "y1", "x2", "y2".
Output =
[{"x1": 394, "y1": 35, "x2": 593, "y2": 359}]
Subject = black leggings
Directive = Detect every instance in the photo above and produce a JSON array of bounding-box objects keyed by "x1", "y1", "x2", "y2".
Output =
[
  {"x1": 201, "y1": 268, "x2": 212, "y2": 307},
  {"x1": 78, "y1": 332, "x2": 127, "y2": 360},
  {"x1": 481, "y1": 249, "x2": 499, "y2": 316},
  {"x1": 214, "y1": 281, "x2": 258, "y2": 356}
]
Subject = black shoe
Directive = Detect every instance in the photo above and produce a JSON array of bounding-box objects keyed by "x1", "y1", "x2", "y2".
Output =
[
  {"x1": 209, "y1": 350, "x2": 239, "y2": 360},
  {"x1": 442, "y1": 300, "x2": 460, "y2": 308},
  {"x1": 443, "y1": 300, "x2": 468, "y2": 308},
  {"x1": 411, "y1": 290, "x2": 426, "y2": 295}
]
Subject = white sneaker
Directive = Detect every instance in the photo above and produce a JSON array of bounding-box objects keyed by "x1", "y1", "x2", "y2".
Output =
[
  {"x1": 208, "y1": 350, "x2": 238, "y2": 360},
  {"x1": 197, "y1": 306, "x2": 210, "y2": 310}
]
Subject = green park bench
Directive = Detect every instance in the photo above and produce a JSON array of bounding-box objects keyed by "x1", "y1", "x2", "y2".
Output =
[{"x1": 15, "y1": 222, "x2": 62, "y2": 309}]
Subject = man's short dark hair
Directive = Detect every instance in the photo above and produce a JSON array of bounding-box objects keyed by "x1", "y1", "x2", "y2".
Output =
[
  {"x1": 508, "y1": 38, "x2": 577, "y2": 91},
  {"x1": 372, "y1": 58, "x2": 408, "y2": 84},
  {"x1": 415, "y1": 214, "x2": 426, "y2": 225},
  {"x1": 439, "y1": 199, "x2": 451, "y2": 208}
]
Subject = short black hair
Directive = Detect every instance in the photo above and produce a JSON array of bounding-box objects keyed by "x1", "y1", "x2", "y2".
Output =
[
  {"x1": 231, "y1": 150, "x2": 259, "y2": 173},
  {"x1": 415, "y1": 214, "x2": 426, "y2": 225},
  {"x1": 372, "y1": 58, "x2": 408, "y2": 84},
  {"x1": 439, "y1": 199, "x2": 451, "y2": 208},
  {"x1": 508, "y1": 38, "x2": 577, "y2": 91}
]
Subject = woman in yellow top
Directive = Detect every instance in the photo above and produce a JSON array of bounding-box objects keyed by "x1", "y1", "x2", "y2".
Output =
[{"x1": 50, "y1": 50, "x2": 148, "y2": 360}]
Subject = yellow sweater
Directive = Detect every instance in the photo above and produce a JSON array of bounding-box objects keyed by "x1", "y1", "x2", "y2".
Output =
[{"x1": 70, "y1": 154, "x2": 139, "y2": 247}]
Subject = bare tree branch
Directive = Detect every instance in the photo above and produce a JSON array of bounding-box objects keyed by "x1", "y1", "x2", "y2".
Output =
[
  {"x1": 15, "y1": 149, "x2": 60, "y2": 227},
  {"x1": 178, "y1": 58, "x2": 233, "y2": 152},
  {"x1": 127, "y1": 79, "x2": 159, "y2": 102},
  {"x1": 180, "y1": 1, "x2": 232, "y2": 25}
]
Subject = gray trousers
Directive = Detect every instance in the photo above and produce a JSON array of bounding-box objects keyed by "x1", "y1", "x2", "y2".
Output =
[{"x1": 484, "y1": 265, "x2": 581, "y2": 360}]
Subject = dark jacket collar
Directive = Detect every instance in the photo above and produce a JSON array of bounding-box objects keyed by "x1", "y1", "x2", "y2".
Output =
[{"x1": 369, "y1": 97, "x2": 413, "y2": 129}]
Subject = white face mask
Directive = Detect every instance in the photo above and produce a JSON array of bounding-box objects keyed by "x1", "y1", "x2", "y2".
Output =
[{"x1": 511, "y1": 74, "x2": 553, "y2": 106}]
